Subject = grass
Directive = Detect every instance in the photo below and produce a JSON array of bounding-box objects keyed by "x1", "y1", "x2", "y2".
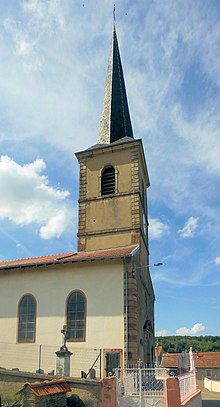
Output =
[{"x1": 0, "y1": 381, "x2": 22, "y2": 402}]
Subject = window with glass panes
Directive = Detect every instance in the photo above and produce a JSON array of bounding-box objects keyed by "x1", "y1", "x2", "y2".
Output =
[
  {"x1": 18, "y1": 295, "x2": 36, "y2": 342},
  {"x1": 66, "y1": 291, "x2": 86, "y2": 341}
]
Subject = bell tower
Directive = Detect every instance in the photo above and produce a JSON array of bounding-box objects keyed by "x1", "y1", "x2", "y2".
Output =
[{"x1": 76, "y1": 26, "x2": 150, "y2": 255}]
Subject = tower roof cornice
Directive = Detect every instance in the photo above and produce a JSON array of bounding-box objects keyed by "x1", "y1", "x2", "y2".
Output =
[{"x1": 98, "y1": 25, "x2": 134, "y2": 144}]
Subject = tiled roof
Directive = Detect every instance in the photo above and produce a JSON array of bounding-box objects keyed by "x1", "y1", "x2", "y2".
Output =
[
  {"x1": 162, "y1": 354, "x2": 181, "y2": 368},
  {"x1": 0, "y1": 245, "x2": 138, "y2": 270},
  {"x1": 194, "y1": 352, "x2": 220, "y2": 368},
  {"x1": 19, "y1": 378, "x2": 71, "y2": 397},
  {"x1": 162, "y1": 352, "x2": 220, "y2": 368}
]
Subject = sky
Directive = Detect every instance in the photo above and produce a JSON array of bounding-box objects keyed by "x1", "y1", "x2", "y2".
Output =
[{"x1": 0, "y1": 0, "x2": 219, "y2": 338}]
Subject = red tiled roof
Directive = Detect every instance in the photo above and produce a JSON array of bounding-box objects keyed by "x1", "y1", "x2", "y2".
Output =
[
  {"x1": 0, "y1": 245, "x2": 138, "y2": 270},
  {"x1": 19, "y1": 378, "x2": 71, "y2": 397},
  {"x1": 194, "y1": 352, "x2": 220, "y2": 368},
  {"x1": 162, "y1": 352, "x2": 220, "y2": 368},
  {"x1": 0, "y1": 252, "x2": 74, "y2": 268},
  {"x1": 162, "y1": 353, "x2": 181, "y2": 368}
]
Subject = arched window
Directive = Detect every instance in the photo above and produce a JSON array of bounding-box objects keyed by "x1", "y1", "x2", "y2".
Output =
[
  {"x1": 18, "y1": 295, "x2": 36, "y2": 343},
  {"x1": 101, "y1": 166, "x2": 115, "y2": 195},
  {"x1": 66, "y1": 291, "x2": 86, "y2": 341}
]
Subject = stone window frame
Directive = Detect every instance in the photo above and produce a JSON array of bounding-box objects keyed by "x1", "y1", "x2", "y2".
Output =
[
  {"x1": 66, "y1": 290, "x2": 87, "y2": 343},
  {"x1": 99, "y1": 164, "x2": 119, "y2": 196},
  {"x1": 17, "y1": 293, "x2": 37, "y2": 343},
  {"x1": 103, "y1": 348, "x2": 123, "y2": 378}
]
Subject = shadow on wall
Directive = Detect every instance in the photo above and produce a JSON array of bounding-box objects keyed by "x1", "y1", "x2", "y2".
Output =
[{"x1": 67, "y1": 394, "x2": 85, "y2": 407}]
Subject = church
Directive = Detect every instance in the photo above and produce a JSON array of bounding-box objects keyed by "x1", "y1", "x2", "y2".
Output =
[{"x1": 0, "y1": 25, "x2": 155, "y2": 377}]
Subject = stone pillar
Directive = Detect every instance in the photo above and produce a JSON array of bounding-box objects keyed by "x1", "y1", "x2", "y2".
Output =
[
  {"x1": 165, "y1": 377, "x2": 181, "y2": 407},
  {"x1": 56, "y1": 348, "x2": 72, "y2": 377},
  {"x1": 100, "y1": 377, "x2": 116, "y2": 407}
]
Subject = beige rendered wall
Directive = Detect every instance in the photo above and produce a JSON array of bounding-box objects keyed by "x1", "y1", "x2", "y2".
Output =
[
  {"x1": 86, "y1": 231, "x2": 132, "y2": 251},
  {"x1": 77, "y1": 141, "x2": 142, "y2": 252},
  {"x1": 86, "y1": 149, "x2": 132, "y2": 198},
  {"x1": 204, "y1": 377, "x2": 220, "y2": 392},
  {"x1": 0, "y1": 259, "x2": 124, "y2": 375},
  {"x1": 86, "y1": 196, "x2": 132, "y2": 232},
  {"x1": 81, "y1": 148, "x2": 134, "y2": 252}
]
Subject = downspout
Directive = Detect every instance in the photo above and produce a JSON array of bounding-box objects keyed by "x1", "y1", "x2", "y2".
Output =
[
  {"x1": 123, "y1": 257, "x2": 129, "y2": 368},
  {"x1": 123, "y1": 245, "x2": 140, "y2": 368}
]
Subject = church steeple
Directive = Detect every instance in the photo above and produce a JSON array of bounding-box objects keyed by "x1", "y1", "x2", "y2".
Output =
[
  {"x1": 98, "y1": 25, "x2": 134, "y2": 144},
  {"x1": 76, "y1": 24, "x2": 150, "y2": 254}
]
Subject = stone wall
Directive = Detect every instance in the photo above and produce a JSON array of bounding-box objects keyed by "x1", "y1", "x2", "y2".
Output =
[
  {"x1": 0, "y1": 370, "x2": 101, "y2": 406},
  {"x1": 20, "y1": 386, "x2": 67, "y2": 407}
]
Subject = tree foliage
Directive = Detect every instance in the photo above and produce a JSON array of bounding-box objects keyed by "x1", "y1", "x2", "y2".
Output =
[{"x1": 156, "y1": 336, "x2": 220, "y2": 353}]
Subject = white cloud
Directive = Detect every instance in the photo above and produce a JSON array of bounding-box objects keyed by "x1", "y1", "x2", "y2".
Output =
[
  {"x1": 171, "y1": 104, "x2": 220, "y2": 175},
  {"x1": 149, "y1": 218, "x2": 169, "y2": 239},
  {"x1": 23, "y1": 0, "x2": 66, "y2": 31},
  {"x1": 0, "y1": 155, "x2": 73, "y2": 239},
  {"x1": 215, "y1": 257, "x2": 220, "y2": 266},
  {"x1": 3, "y1": 17, "x2": 42, "y2": 70},
  {"x1": 156, "y1": 330, "x2": 171, "y2": 337},
  {"x1": 178, "y1": 217, "x2": 199, "y2": 238},
  {"x1": 176, "y1": 322, "x2": 205, "y2": 336},
  {"x1": 40, "y1": 209, "x2": 69, "y2": 239},
  {"x1": 122, "y1": 1, "x2": 220, "y2": 229}
]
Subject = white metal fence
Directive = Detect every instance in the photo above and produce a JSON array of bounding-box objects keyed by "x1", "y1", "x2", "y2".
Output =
[
  {"x1": 178, "y1": 371, "x2": 197, "y2": 402},
  {"x1": 116, "y1": 367, "x2": 169, "y2": 407},
  {"x1": 0, "y1": 341, "x2": 101, "y2": 378}
]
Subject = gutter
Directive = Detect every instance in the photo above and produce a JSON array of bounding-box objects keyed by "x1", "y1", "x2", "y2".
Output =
[{"x1": 123, "y1": 258, "x2": 129, "y2": 368}]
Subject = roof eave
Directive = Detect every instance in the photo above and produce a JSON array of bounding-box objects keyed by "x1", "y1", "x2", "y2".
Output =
[{"x1": 0, "y1": 248, "x2": 138, "y2": 271}]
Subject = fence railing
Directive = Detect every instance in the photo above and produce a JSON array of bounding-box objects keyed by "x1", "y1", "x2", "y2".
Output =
[
  {"x1": 178, "y1": 371, "x2": 197, "y2": 402},
  {"x1": 116, "y1": 367, "x2": 169, "y2": 399},
  {"x1": 116, "y1": 368, "x2": 198, "y2": 407},
  {"x1": 0, "y1": 341, "x2": 101, "y2": 378}
]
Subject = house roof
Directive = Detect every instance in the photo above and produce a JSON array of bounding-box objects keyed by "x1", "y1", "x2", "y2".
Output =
[
  {"x1": 0, "y1": 244, "x2": 139, "y2": 271},
  {"x1": 162, "y1": 354, "x2": 182, "y2": 368},
  {"x1": 194, "y1": 352, "x2": 220, "y2": 368},
  {"x1": 18, "y1": 378, "x2": 71, "y2": 397},
  {"x1": 162, "y1": 352, "x2": 220, "y2": 368}
]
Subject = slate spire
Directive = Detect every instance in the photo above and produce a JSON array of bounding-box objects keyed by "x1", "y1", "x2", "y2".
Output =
[{"x1": 98, "y1": 25, "x2": 134, "y2": 144}]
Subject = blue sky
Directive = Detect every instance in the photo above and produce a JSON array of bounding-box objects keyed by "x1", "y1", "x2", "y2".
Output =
[{"x1": 0, "y1": 0, "x2": 219, "y2": 337}]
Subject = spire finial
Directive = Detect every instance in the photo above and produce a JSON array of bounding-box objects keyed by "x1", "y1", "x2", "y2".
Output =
[{"x1": 113, "y1": 4, "x2": 116, "y2": 23}]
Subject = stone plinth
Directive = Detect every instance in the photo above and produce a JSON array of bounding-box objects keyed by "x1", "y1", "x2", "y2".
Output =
[{"x1": 56, "y1": 348, "x2": 72, "y2": 377}]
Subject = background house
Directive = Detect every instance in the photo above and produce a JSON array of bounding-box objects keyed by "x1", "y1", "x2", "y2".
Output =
[{"x1": 162, "y1": 351, "x2": 220, "y2": 380}]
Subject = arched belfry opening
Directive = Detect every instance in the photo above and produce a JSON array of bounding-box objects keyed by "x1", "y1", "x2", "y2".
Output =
[{"x1": 101, "y1": 165, "x2": 115, "y2": 195}]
